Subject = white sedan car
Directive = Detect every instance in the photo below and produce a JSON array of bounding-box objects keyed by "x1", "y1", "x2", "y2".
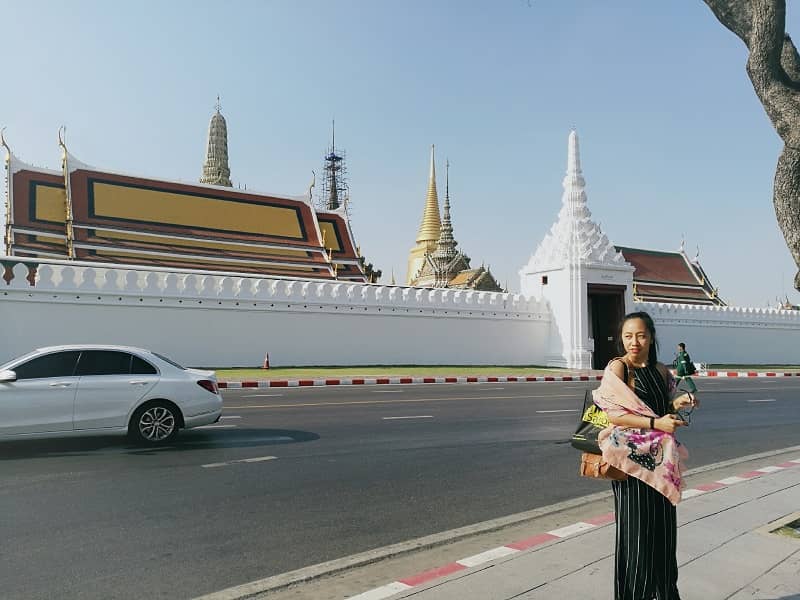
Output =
[{"x1": 0, "y1": 345, "x2": 223, "y2": 445}]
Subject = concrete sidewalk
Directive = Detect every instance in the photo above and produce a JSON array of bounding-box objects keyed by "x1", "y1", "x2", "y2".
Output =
[{"x1": 376, "y1": 465, "x2": 800, "y2": 600}]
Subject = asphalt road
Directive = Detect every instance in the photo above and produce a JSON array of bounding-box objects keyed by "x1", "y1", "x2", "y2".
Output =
[{"x1": 1, "y1": 378, "x2": 798, "y2": 599}]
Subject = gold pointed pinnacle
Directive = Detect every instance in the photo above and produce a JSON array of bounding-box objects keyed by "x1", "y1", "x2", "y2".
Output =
[{"x1": 416, "y1": 144, "x2": 441, "y2": 244}]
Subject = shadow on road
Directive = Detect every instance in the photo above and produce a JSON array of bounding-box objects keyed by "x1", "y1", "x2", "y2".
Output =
[{"x1": 0, "y1": 427, "x2": 320, "y2": 459}]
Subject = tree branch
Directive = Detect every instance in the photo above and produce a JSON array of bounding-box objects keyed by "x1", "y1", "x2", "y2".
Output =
[
  {"x1": 703, "y1": 0, "x2": 753, "y2": 45},
  {"x1": 781, "y1": 34, "x2": 800, "y2": 82},
  {"x1": 747, "y1": 0, "x2": 800, "y2": 145},
  {"x1": 703, "y1": 0, "x2": 800, "y2": 90}
]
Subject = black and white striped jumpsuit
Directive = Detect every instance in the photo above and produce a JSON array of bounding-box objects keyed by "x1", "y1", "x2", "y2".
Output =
[{"x1": 611, "y1": 363, "x2": 680, "y2": 600}]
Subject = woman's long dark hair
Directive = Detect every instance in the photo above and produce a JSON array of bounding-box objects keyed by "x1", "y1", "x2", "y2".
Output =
[{"x1": 617, "y1": 311, "x2": 659, "y2": 366}]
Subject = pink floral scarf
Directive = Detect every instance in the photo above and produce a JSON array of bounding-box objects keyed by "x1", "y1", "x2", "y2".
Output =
[{"x1": 592, "y1": 365, "x2": 688, "y2": 505}]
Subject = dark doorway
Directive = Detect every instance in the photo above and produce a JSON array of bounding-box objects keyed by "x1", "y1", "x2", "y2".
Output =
[{"x1": 588, "y1": 284, "x2": 626, "y2": 369}]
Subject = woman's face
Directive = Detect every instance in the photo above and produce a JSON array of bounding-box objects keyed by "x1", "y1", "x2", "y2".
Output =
[{"x1": 621, "y1": 318, "x2": 651, "y2": 361}]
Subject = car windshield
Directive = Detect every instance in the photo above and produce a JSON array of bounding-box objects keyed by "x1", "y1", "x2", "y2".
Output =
[
  {"x1": 152, "y1": 352, "x2": 186, "y2": 370},
  {"x1": 0, "y1": 349, "x2": 46, "y2": 371}
]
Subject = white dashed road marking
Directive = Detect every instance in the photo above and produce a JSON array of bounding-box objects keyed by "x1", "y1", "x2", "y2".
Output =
[
  {"x1": 202, "y1": 455, "x2": 278, "y2": 468},
  {"x1": 219, "y1": 415, "x2": 242, "y2": 419},
  {"x1": 373, "y1": 390, "x2": 404, "y2": 393},
  {"x1": 242, "y1": 394, "x2": 284, "y2": 397},
  {"x1": 240, "y1": 456, "x2": 279, "y2": 463},
  {"x1": 537, "y1": 409, "x2": 580, "y2": 413},
  {"x1": 747, "y1": 398, "x2": 777, "y2": 402},
  {"x1": 382, "y1": 415, "x2": 434, "y2": 420},
  {"x1": 195, "y1": 424, "x2": 237, "y2": 429}
]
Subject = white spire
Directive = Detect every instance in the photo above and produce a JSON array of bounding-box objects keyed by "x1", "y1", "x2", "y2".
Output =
[
  {"x1": 566, "y1": 129, "x2": 583, "y2": 181},
  {"x1": 520, "y1": 129, "x2": 627, "y2": 273}
]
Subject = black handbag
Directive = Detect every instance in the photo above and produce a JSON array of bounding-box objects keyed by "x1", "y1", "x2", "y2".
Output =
[
  {"x1": 570, "y1": 389, "x2": 610, "y2": 454},
  {"x1": 570, "y1": 361, "x2": 630, "y2": 455}
]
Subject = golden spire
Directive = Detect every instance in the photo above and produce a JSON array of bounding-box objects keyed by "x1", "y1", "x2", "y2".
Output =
[{"x1": 415, "y1": 144, "x2": 441, "y2": 244}]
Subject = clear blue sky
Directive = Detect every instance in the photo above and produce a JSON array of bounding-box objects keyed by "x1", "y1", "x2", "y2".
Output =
[{"x1": 2, "y1": 0, "x2": 797, "y2": 307}]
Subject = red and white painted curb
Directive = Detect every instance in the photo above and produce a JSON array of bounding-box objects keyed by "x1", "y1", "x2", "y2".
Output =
[
  {"x1": 217, "y1": 371, "x2": 800, "y2": 389},
  {"x1": 345, "y1": 458, "x2": 800, "y2": 600},
  {"x1": 218, "y1": 375, "x2": 603, "y2": 389}
]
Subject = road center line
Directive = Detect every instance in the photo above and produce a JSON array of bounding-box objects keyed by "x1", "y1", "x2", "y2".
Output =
[
  {"x1": 242, "y1": 393, "x2": 285, "y2": 397},
  {"x1": 219, "y1": 415, "x2": 242, "y2": 419},
  {"x1": 536, "y1": 409, "x2": 580, "y2": 413},
  {"x1": 202, "y1": 455, "x2": 278, "y2": 468},
  {"x1": 747, "y1": 399, "x2": 777, "y2": 403},
  {"x1": 382, "y1": 415, "x2": 434, "y2": 420},
  {"x1": 195, "y1": 424, "x2": 237, "y2": 429},
  {"x1": 373, "y1": 390, "x2": 404, "y2": 393},
  {"x1": 240, "y1": 456, "x2": 278, "y2": 463}
]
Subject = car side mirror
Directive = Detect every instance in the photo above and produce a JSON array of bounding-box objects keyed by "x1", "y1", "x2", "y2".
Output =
[{"x1": 0, "y1": 370, "x2": 18, "y2": 383}]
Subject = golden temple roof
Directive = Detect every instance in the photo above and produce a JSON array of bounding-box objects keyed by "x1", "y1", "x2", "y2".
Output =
[{"x1": 415, "y1": 145, "x2": 441, "y2": 244}]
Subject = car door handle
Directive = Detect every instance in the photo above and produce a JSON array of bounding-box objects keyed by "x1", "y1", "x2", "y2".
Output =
[
  {"x1": 49, "y1": 381, "x2": 73, "y2": 387},
  {"x1": 129, "y1": 380, "x2": 150, "y2": 385}
]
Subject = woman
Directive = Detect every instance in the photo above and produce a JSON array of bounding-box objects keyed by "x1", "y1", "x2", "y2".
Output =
[{"x1": 592, "y1": 311, "x2": 698, "y2": 600}]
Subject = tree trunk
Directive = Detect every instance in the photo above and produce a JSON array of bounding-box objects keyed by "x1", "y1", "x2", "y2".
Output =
[
  {"x1": 704, "y1": 0, "x2": 800, "y2": 292},
  {"x1": 774, "y1": 147, "x2": 800, "y2": 288}
]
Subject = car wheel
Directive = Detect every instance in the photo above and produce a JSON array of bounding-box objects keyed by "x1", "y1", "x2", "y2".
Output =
[{"x1": 130, "y1": 401, "x2": 180, "y2": 445}]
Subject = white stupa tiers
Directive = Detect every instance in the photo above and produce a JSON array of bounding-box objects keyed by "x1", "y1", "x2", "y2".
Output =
[
  {"x1": 520, "y1": 130, "x2": 634, "y2": 370},
  {"x1": 521, "y1": 130, "x2": 626, "y2": 274}
]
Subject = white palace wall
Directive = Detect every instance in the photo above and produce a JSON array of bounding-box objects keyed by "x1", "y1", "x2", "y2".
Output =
[
  {"x1": 640, "y1": 301, "x2": 800, "y2": 365},
  {"x1": 2, "y1": 258, "x2": 800, "y2": 369},
  {"x1": 0, "y1": 258, "x2": 552, "y2": 367}
]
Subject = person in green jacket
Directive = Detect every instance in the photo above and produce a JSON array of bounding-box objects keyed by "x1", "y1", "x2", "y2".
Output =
[{"x1": 673, "y1": 342, "x2": 697, "y2": 394}]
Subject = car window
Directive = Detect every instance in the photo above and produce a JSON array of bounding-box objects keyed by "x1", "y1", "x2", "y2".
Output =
[
  {"x1": 76, "y1": 351, "x2": 135, "y2": 376},
  {"x1": 130, "y1": 355, "x2": 158, "y2": 375},
  {"x1": 13, "y1": 351, "x2": 81, "y2": 380},
  {"x1": 152, "y1": 352, "x2": 185, "y2": 370}
]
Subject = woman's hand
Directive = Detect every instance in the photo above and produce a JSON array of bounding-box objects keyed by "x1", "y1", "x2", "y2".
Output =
[
  {"x1": 655, "y1": 414, "x2": 688, "y2": 433},
  {"x1": 672, "y1": 392, "x2": 699, "y2": 412}
]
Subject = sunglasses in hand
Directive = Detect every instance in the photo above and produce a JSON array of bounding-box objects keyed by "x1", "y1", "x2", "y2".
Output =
[{"x1": 675, "y1": 379, "x2": 697, "y2": 424}]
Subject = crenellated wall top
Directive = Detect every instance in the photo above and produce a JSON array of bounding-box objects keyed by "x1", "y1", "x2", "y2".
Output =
[
  {"x1": 636, "y1": 300, "x2": 800, "y2": 323},
  {"x1": 1, "y1": 257, "x2": 549, "y2": 318}
]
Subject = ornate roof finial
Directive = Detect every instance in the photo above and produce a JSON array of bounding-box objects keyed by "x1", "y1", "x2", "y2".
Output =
[
  {"x1": 215, "y1": 95, "x2": 222, "y2": 113},
  {"x1": 390, "y1": 268, "x2": 396, "y2": 285},
  {"x1": 57, "y1": 125, "x2": 76, "y2": 259},
  {"x1": 2, "y1": 127, "x2": 11, "y2": 256},
  {"x1": 430, "y1": 159, "x2": 459, "y2": 271},
  {"x1": 200, "y1": 100, "x2": 232, "y2": 187},
  {"x1": 320, "y1": 120, "x2": 346, "y2": 211},
  {"x1": 445, "y1": 158, "x2": 450, "y2": 200},
  {"x1": 308, "y1": 170, "x2": 316, "y2": 202},
  {"x1": 679, "y1": 235, "x2": 685, "y2": 253},
  {"x1": 694, "y1": 245, "x2": 700, "y2": 263},
  {"x1": 416, "y1": 145, "x2": 442, "y2": 244}
]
